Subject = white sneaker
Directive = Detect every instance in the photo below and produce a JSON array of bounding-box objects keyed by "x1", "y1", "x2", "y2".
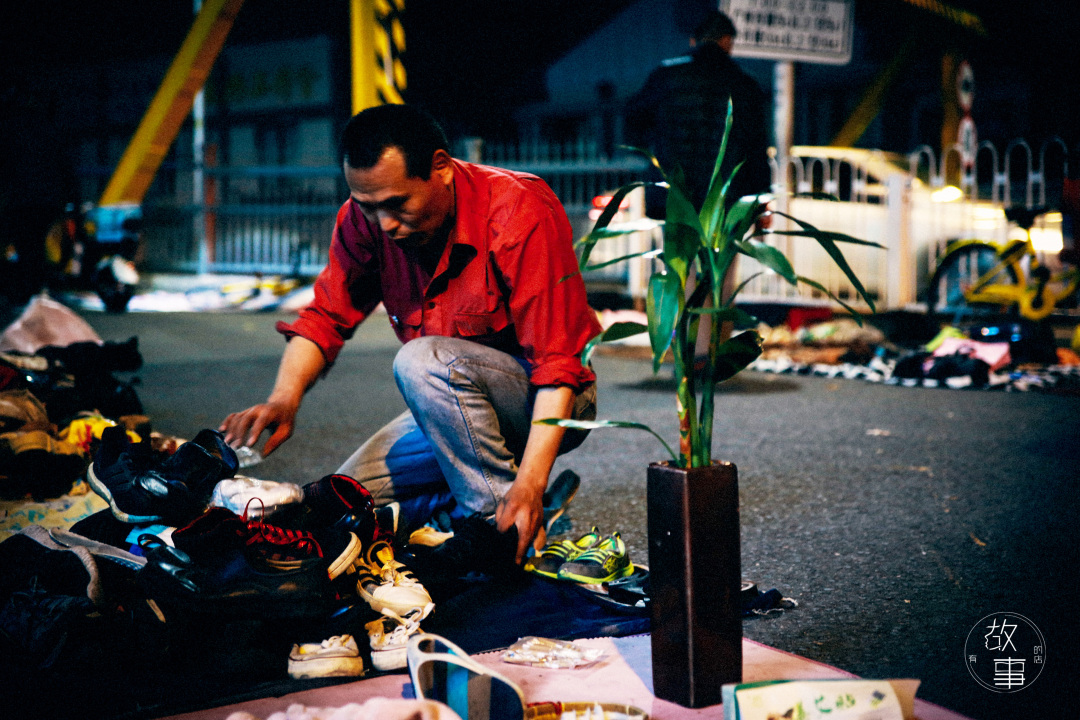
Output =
[
  {"x1": 365, "y1": 602, "x2": 435, "y2": 671},
  {"x1": 287, "y1": 635, "x2": 365, "y2": 679},
  {"x1": 351, "y1": 540, "x2": 433, "y2": 616}
]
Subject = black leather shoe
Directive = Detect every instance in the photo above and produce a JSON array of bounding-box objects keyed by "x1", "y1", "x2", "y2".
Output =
[{"x1": 136, "y1": 541, "x2": 343, "y2": 619}]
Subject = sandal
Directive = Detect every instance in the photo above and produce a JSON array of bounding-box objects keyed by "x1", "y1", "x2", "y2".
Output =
[{"x1": 407, "y1": 633, "x2": 649, "y2": 720}]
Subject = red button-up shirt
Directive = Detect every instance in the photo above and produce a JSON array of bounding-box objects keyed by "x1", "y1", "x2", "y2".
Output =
[{"x1": 277, "y1": 159, "x2": 601, "y2": 390}]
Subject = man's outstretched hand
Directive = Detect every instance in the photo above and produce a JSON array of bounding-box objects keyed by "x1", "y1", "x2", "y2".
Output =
[{"x1": 219, "y1": 400, "x2": 298, "y2": 457}]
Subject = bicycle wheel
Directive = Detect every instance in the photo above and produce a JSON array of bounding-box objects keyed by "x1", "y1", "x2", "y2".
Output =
[{"x1": 926, "y1": 242, "x2": 1019, "y2": 317}]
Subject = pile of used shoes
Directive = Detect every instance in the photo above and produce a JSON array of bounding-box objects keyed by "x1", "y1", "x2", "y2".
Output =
[
  {"x1": 751, "y1": 317, "x2": 1080, "y2": 393},
  {"x1": 84, "y1": 443, "x2": 435, "y2": 677},
  {"x1": 0, "y1": 336, "x2": 145, "y2": 501},
  {"x1": 0, "y1": 402, "x2": 444, "y2": 691}
]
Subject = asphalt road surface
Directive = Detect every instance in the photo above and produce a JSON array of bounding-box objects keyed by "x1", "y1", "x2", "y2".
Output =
[{"x1": 82, "y1": 309, "x2": 1079, "y2": 719}]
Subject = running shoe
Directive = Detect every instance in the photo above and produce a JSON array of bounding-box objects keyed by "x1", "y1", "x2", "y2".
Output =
[
  {"x1": 86, "y1": 425, "x2": 161, "y2": 524},
  {"x1": 347, "y1": 539, "x2": 432, "y2": 616},
  {"x1": 556, "y1": 531, "x2": 633, "y2": 584},
  {"x1": 88, "y1": 426, "x2": 237, "y2": 525},
  {"x1": 524, "y1": 526, "x2": 602, "y2": 579}
]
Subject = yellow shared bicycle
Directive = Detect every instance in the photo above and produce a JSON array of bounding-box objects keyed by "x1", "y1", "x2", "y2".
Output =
[{"x1": 926, "y1": 206, "x2": 1079, "y2": 321}]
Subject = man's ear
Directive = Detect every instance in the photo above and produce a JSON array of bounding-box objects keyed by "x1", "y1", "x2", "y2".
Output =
[{"x1": 431, "y1": 149, "x2": 454, "y2": 185}]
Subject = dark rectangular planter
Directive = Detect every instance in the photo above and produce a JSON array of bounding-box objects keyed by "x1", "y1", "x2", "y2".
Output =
[{"x1": 647, "y1": 460, "x2": 742, "y2": 708}]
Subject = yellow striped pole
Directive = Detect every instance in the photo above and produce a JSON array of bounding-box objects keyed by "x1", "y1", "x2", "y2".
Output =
[{"x1": 350, "y1": 0, "x2": 406, "y2": 114}]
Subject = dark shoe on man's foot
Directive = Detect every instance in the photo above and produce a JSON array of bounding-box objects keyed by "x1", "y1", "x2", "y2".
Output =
[
  {"x1": 542, "y1": 469, "x2": 580, "y2": 534},
  {"x1": 405, "y1": 516, "x2": 519, "y2": 588}
]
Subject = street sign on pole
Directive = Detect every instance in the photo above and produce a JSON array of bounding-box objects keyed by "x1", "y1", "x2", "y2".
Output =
[
  {"x1": 957, "y1": 60, "x2": 974, "y2": 113},
  {"x1": 720, "y1": 0, "x2": 854, "y2": 65}
]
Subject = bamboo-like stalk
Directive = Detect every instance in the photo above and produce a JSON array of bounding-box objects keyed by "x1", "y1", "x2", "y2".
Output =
[
  {"x1": 697, "y1": 278, "x2": 725, "y2": 468},
  {"x1": 672, "y1": 308, "x2": 697, "y2": 468}
]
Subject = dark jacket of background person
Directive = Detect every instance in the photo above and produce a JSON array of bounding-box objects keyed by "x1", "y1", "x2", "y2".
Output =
[{"x1": 625, "y1": 41, "x2": 771, "y2": 212}]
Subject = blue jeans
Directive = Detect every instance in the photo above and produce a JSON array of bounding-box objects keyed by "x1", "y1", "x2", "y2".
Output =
[{"x1": 335, "y1": 336, "x2": 596, "y2": 533}]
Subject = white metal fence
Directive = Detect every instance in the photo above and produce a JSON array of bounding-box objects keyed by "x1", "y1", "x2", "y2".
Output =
[
  {"x1": 587, "y1": 138, "x2": 1070, "y2": 310},
  {"x1": 141, "y1": 136, "x2": 1071, "y2": 312}
]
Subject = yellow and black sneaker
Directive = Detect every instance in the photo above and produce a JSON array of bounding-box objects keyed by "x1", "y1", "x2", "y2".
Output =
[
  {"x1": 556, "y1": 531, "x2": 634, "y2": 584},
  {"x1": 524, "y1": 526, "x2": 601, "y2": 579}
]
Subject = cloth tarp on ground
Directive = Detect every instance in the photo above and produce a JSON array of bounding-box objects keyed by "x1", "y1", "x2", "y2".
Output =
[
  {"x1": 157, "y1": 635, "x2": 973, "y2": 720},
  {"x1": 4, "y1": 572, "x2": 649, "y2": 720}
]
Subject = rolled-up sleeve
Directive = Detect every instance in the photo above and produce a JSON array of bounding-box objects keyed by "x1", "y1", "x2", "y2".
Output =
[{"x1": 276, "y1": 202, "x2": 383, "y2": 365}]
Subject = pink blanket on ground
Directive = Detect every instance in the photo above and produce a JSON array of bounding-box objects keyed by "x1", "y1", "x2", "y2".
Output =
[{"x1": 157, "y1": 636, "x2": 972, "y2": 720}]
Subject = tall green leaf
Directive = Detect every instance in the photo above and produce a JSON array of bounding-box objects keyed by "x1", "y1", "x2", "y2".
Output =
[
  {"x1": 646, "y1": 270, "x2": 683, "y2": 374},
  {"x1": 663, "y1": 179, "x2": 704, "y2": 284},
  {"x1": 770, "y1": 212, "x2": 878, "y2": 312},
  {"x1": 699, "y1": 99, "x2": 734, "y2": 239},
  {"x1": 581, "y1": 321, "x2": 647, "y2": 366},
  {"x1": 577, "y1": 181, "x2": 649, "y2": 268},
  {"x1": 711, "y1": 330, "x2": 763, "y2": 383},
  {"x1": 735, "y1": 238, "x2": 798, "y2": 285},
  {"x1": 533, "y1": 418, "x2": 678, "y2": 464}
]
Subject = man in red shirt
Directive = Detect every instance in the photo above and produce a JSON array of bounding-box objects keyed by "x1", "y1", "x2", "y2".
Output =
[{"x1": 221, "y1": 104, "x2": 601, "y2": 569}]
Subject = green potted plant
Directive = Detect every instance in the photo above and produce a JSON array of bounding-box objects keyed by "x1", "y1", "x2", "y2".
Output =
[{"x1": 538, "y1": 101, "x2": 882, "y2": 708}]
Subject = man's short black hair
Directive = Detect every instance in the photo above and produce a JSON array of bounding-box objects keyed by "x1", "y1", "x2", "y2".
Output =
[
  {"x1": 694, "y1": 10, "x2": 737, "y2": 43},
  {"x1": 339, "y1": 104, "x2": 450, "y2": 179}
]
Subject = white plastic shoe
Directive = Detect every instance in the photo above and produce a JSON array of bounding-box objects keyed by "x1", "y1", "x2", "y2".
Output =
[
  {"x1": 354, "y1": 540, "x2": 433, "y2": 616},
  {"x1": 287, "y1": 634, "x2": 365, "y2": 679},
  {"x1": 211, "y1": 476, "x2": 303, "y2": 518},
  {"x1": 365, "y1": 602, "x2": 435, "y2": 671}
]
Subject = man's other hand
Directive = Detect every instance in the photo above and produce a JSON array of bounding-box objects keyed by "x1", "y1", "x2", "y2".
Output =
[{"x1": 495, "y1": 480, "x2": 546, "y2": 565}]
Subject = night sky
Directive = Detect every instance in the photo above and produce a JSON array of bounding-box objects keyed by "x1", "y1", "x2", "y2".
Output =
[{"x1": 1, "y1": 0, "x2": 1077, "y2": 145}]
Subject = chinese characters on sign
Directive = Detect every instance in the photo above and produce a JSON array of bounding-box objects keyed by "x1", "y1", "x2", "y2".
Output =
[
  {"x1": 965, "y1": 613, "x2": 1045, "y2": 692},
  {"x1": 720, "y1": 0, "x2": 853, "y2": 65}
]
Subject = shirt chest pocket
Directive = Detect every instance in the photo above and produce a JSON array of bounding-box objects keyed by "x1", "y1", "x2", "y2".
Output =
[{"x1": 453, "y1": 306, "x2": 509, "y2": 338}]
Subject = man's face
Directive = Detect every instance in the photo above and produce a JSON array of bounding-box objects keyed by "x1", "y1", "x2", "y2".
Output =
[{"x1": 344, "y1": 146, "x2": 454, "y2": 248}]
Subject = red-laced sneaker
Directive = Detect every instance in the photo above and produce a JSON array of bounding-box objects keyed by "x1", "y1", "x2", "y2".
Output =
[
  {"x1": 242, "y1": 498, "x2": 361, "y2": 580},
  {"x1": 172, "y1": 504, "x2": 362, "y2": 581}
]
